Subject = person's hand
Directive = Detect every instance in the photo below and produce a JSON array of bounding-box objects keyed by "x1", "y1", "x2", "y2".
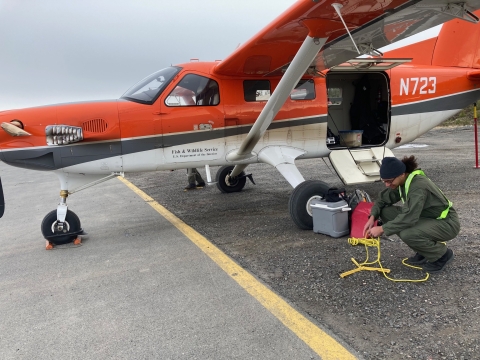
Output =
[
  {"x1": 367, "y1": 226, "x2": 384, "y2": 238},
  {"x1": 363, "y1": 216, "x2": 376, "y2": 237}
]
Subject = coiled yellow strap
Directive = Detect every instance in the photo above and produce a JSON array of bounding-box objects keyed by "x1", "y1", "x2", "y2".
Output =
[{"x1": 340, "y1": 237, "x2": 429, "y2": 282}]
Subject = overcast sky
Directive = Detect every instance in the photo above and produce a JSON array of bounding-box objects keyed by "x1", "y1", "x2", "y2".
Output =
[
  {"x1": 0, "y1": 0, "x2": 295, "y2": 110},
  {"x1": 0, "y1": 1, "x2": 441, "y2": 111}
]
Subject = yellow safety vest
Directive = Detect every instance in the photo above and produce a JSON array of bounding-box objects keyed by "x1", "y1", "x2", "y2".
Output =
[{"x1": 399, "y1": 170, "x2": 452, "y2": 220}]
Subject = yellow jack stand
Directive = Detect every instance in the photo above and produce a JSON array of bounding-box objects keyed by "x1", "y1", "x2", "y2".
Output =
[{"x1": 340, "y1": 237, "x2": 390, "y2": 278}]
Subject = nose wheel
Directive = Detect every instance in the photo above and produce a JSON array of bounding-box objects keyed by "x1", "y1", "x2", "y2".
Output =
[{"x1": 41, "y1": 209, "x2": 83, "y2": 245}]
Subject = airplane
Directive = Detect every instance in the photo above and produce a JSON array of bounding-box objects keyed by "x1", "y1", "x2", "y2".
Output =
[{"x1": 2, "y1": 0, "x2": 480, "y2": 245}]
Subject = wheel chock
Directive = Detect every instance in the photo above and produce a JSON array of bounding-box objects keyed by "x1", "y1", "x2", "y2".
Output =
[{"x1": 45, "y1": 237, "x2": 82, "y2": 250}]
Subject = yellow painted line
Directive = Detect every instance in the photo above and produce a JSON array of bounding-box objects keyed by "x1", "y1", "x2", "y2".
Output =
[{"x1": 119, "y1": 177, "x2": 357, "y2": 360}]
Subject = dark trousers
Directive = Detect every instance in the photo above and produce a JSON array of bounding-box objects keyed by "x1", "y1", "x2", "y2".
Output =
[
  {"x1": 380, "y1": 206, "x2": 460, "y2": 261},
  {"x1": 187, "y1": 168, "x2": 204, "y2": 185}
]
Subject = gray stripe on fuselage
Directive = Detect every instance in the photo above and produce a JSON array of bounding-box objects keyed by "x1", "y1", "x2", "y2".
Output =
[
  {"x1": 0, "y1": 141, "x2": 122, "y2": 171},
  {"x1": 0, "y1": 115, "x2": 326, "y2": 171},
  {"x1": 392, "y1": 89, "x2": 480, "y2": 116},
  {"x1": 122, "y1": 115, "x2": 327, "y2": 153}
]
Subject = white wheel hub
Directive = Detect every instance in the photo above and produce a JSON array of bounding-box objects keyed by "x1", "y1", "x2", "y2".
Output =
[
  {"x1": 51, "y1": 220, "x2": 71, "y2": 234},
  {"x1": 306, "y1": 195, "x2": 323, "y2": 216}
]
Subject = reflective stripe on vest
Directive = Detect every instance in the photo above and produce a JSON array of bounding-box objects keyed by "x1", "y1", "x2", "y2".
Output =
[{"x1": 399, "y1": 170, "x2": 452, "y2": 220}]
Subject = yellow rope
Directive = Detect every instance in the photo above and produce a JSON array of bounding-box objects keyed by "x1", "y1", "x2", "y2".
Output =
[{"x1": 340, "y1": 237, "x2": 429, "y2": 282}]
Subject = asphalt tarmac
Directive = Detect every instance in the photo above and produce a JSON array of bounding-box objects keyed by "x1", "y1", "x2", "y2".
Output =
[
  {"x1": 2, "y1": 126, "x2": 478, "y2": 359},
  {"x1": 126, "y1": 126, "x2": 480, "y2": 360},
  {"x1": 0, "y1": 161, "x2": 358, "y2": 359}
]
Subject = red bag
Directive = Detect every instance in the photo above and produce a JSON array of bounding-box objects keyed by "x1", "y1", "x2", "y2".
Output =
[{"x1": 350, "y1": 201, "x2": 377, "y2": 238}]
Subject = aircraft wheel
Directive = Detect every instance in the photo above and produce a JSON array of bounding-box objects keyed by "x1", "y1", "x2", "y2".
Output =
[
  {"x1": 41, "y1": 209, "x2": 82, "y2": 245},
  {"x1": 216, "y1": 165, "x2": 247, "y2": 193},
  {"x1": 288, "y1": 180, "x2": 330, "y2": 230}
]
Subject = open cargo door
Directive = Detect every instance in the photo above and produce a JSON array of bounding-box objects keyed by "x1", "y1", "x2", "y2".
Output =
[
  {"x1": 328, "y1": 58, "x2": 411, "y2": 72},
  {"x1": 329, "y1": 147, "x2": 395, "y2": 185}
]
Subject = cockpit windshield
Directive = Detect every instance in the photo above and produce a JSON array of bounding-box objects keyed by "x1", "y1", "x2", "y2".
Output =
[{"x1": 121, "y1": 66, "x2": 181, "y2": 105}]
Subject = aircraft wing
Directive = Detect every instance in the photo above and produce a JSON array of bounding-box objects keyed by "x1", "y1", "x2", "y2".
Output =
[
  {"x1": 217, "y1": 0, "x2": 480, "y2": 163},
  {"x1": 215, "y1": 0, "x2": 480, "y2": 77}
]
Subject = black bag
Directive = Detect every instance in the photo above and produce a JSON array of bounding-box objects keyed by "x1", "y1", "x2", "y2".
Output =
[{"x1": 325, "y1": 187, "x2": 346, "y2": 202}]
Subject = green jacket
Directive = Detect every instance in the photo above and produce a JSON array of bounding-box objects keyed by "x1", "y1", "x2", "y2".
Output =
[{"x1": 370, "y1": 174, "x2": 457, "y2": 236}]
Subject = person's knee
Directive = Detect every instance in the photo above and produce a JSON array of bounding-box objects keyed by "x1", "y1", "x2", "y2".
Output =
[
  {"x1": 380, "y1": 206, "x2": 402, "y2": 223},
  {"x1": 398, "y1": 228, "x2": 418, "y2": 245}
]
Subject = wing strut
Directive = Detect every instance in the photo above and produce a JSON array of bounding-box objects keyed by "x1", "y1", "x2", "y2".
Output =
[
  {"x1": 226, "y1": 35, "x2": 327, "y2": 176},
  {"x1": 331, "y1": 3, "x2": 360, "y2": 55},
  {"x1": 331, "y1": 3, "x2": 384, "y2": 57}
]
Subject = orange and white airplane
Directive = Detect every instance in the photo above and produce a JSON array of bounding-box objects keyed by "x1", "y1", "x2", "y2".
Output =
[{"x1": 1, "y1": 0, "x2": 480, "y2": 244}]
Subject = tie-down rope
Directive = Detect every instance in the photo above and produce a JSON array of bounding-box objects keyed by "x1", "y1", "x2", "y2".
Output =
[{"x1": 340, "y1": 237, "x2": 429, "y2": 282}]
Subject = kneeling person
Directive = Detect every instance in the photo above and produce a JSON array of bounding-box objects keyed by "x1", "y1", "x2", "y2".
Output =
[{"x1": 363, "y1": 156, "x2": 460, "y2": 273}]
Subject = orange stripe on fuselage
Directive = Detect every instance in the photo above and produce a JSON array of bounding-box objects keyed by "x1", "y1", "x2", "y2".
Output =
[{"x1": 390, "y1": 65, "x2": 477, "y2": 106}]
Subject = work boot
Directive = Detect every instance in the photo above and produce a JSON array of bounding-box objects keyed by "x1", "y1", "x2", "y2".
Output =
[
  {"x1": 184, "y1": 183, "x2": 196, "y2": 190},
  {"x1": 196, "y1": 182, "x2": 206, "y2": 188},
  {"x1": 405, "y1": 252, "x2": 427, "y2": 266},
  {"x1": 422, "y1": 248, "x2": 455, "y2": 274}
]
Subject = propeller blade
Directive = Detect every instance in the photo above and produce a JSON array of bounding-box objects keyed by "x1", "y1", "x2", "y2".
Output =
[{"x1": 0, "y1": 177, "x2": 4, "y2": 218}]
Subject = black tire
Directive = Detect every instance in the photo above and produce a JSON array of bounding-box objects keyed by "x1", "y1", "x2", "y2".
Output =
[
  {"x1": 216, "y1": 165, "x2": 247, "y2": 193},
  {"x1": 288, "y1": 180, "x2": 330, "y2": 230},
  {"x1": 41, "y1": 209, "x2": 82, "y2": 245}
]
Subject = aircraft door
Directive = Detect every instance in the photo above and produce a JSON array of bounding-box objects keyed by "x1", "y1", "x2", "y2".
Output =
[
  {"x1": 160, "y1": 73, "x2": 225, "y2": 165},
  {"x1": 324, "y1": 59, "x2": 413, "y2": 150}
]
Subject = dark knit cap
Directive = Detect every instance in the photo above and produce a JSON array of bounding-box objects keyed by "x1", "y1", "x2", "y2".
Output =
[{"x1": 380, "y1": 157, "x2": 406, "y2": 179}]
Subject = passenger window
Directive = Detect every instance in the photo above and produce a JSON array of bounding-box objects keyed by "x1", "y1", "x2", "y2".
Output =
[
  {"x1": 243, "y1": 80, "x2": 271, "y2": 102},
  {"x1": 327, "y1": 87, "x2": 342, "y2": 106},
  {"x1": 165, "y1": 74, "x2": 219, "y2": 106},
  {"x1": 290, "y1": 79, "x2": 315, "y2": 100}
]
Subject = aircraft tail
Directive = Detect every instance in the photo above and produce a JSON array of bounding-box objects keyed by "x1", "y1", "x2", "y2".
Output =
[
  {"x1": 432, "y1": 14, "x2": 480, "y2": 68},
  {"x1": 384, "y1": 10, "x2": 480, "y2": 68}
]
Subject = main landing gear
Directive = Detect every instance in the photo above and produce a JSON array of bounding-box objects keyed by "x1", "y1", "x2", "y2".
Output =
[
  {"x1": 288, "y1": 180, "x2": 330, "y2": 230},
  {"x1": 41, "y1": 190, "x2": 84, "y2": 249}
]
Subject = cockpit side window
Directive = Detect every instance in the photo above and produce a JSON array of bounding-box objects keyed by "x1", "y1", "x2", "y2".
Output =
[
  {"x1": 290, "y1": 79, "x2": 315, "y2": 100},
  {"x1": 121, "y1": 66, "x2": 181, "y2": 105},
  {"x1": 243, "y1": 80, "x2": 271, "y2": 102},
  {"x1": 165, "y1": 74, "x2": 220, "y2": 107}
]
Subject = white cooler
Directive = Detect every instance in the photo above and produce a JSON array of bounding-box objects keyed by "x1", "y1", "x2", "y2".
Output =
[{"x1": 311, "y1": 199, "x2": 350, "y2": 238}]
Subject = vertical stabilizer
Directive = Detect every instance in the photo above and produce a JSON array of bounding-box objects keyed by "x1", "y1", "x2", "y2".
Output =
[{"x1": 432, "y1": 10, "x2": 480, "y2": 68}]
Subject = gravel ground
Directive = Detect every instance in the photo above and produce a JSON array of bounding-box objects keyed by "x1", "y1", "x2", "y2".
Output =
[{"x1": 127, "y1": 126, "x2": 480, "y2": 360}]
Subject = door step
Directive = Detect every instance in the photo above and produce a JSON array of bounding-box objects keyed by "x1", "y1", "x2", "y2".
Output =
[{"x1": 329, "y1": 147, "x2": 395, "y2": 185}]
